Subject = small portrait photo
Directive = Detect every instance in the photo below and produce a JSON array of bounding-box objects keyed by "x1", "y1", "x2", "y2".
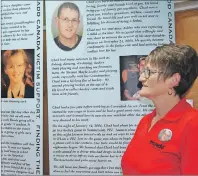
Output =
[
  {"x1": 120, "y1": 55, "x2": 146, "y2": 101},
  {"x1": 158, "y1": 129, "x2": 172, "y2": 142},
  {"x1": 1, "y1": 49, "x2": 34, "y2": 98},
  {"x1": 51, "y1": 2, "x2": 83, "y2": 51}
]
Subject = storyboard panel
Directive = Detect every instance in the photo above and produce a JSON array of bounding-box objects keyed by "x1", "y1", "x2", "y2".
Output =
[
  {"x1": 1, "y1": 1, "x2": 43, "y2": 175},
  {"x1": 46, "y1": 0, "x2": 175, "y2": 175}
]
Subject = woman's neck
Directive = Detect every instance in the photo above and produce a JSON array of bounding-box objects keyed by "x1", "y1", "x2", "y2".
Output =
[
  {"x1": 10, "y1": 82, "x2": 22, "y2": 90},
  {"x1": 9, "y1": 82, "x2": 24, "y2": 97},
  {"x1": 152, "y1": 94, "x2": 181, "y2": 120}
]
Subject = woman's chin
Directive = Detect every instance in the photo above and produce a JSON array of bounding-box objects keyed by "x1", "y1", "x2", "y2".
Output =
[{"x1": 139, "y1": 90, "x2": 149, "y2": 98}]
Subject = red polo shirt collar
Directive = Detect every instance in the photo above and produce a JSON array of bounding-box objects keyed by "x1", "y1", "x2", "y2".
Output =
[{"x1": 149, "y1": 98, "x2": 192, "y2": 122}]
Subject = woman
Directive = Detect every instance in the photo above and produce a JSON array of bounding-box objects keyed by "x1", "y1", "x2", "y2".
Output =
[
  {"x1": 121, "y1": 43, "x2": 198, "y2": 175},
  {"x1": 1, "y1": 49, "x2": 34, "y2": 98}
]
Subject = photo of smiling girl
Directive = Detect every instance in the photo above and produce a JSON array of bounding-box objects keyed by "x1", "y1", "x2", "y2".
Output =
[{"x1": 1, "y1": 49, "x2": 34, "y2": 98}]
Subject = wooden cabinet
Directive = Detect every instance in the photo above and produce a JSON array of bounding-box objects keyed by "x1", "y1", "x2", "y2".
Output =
[{"x1": 176, "y1": 9, "x2": 198, "y2": 109}]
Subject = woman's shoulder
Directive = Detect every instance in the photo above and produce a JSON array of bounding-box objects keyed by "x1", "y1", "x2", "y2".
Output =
[
  {"x1": 184, "y1": 108, "x2": 198, "y2": 126},
  {"x1": 25, "y1": 84, "x2": 34, "y2": 98},
  {"x1": 180, "y1": 109, "x2": 198, "y2": 138},
  {"x1": 1, "y1": 87, "x2": 8, "y2": 98},
  {"x1": 177, "y1": 106, "x2": 198, "y2": 133}
]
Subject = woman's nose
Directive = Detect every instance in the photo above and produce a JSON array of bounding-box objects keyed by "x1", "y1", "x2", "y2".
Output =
[
  {"x1": 13, "y1": 65, "x2": 18, "y2": 72},
  {"x1": 139, "y1": 72, "x2": 146, "y2": 82}
]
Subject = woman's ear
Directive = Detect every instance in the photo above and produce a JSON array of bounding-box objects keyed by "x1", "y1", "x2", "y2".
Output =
[{"x1": 171, "y1": 73, "x2": 181, "y2": 87}]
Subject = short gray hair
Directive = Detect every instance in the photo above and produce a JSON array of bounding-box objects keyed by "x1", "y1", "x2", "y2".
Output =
[{"x1": 146, "y1": 43, "x2": 198, "y2": 98}]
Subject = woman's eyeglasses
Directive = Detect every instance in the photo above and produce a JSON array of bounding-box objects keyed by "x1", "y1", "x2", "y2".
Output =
[{"x1": 141, "y1": 68, "x2": 163, "y2": 79}]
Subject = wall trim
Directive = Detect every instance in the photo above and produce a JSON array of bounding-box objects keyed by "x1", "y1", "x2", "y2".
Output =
[{"x1": 175, "y1": 1, "x2": 198, "y2": 12}]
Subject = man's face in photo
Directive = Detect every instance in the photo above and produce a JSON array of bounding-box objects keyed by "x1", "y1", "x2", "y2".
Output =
[
  {"x1": 128, "y1": 63, "x2": 138, "y2": 72},
  {"x1": 56, "y1": 7, "x2": 80, "y2": 40},
  {"x1": 138, "y1": 59, "x2": 145, "y2": 73}
]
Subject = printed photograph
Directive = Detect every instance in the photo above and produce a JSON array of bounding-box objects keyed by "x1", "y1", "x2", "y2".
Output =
[
  {"x1": 158, "y1": 129, "x2": 172, "y2": 142},
  {"x1": 1, "y1": 49, "x2": 35, "y2": 98},
  {"x1": 51, "y1": 2, "x2": 83, "y2": 51},
  {"x1": 120, "y1": 55, "x2": 146, "y2": 101}
]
